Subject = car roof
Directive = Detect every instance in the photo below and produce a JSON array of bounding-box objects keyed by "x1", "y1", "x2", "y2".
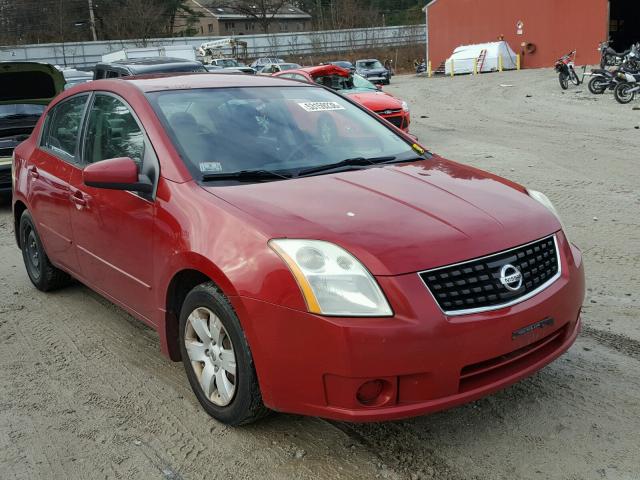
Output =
[
  {"x1": 119, "y1": 72, "x2": 314, "y2": 92},
  {"x1": 108, "y1": 57, "x2": 200, "y2": 66}
]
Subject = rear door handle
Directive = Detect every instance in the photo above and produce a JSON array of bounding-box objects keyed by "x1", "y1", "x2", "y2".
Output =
[
  {"x1": 70, "y1": 191, "x2": 87, "y2": 207},
  {"x1": 28, "y1": 166, "x2": 39, "y2": 179}
]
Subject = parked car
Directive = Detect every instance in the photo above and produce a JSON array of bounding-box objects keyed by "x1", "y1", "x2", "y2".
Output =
[
  {"x1": 259, "y1": 63, "x2": 301, "y2": 75},
  {"x1": 327, "y1": 60, "x2": 356, "y2": 74},
  {"x1": 250, "y1": 57, "x2": 284, "y2": 72},
  {"x1": 93, "y1": 57, "x2": 206, "y2": 79},
  {"x1": 0, "y1": 62, "x2": 65, "y2": 195},
  {"x1": 208, "y1": 58, "x2": 255, "y2": 75},
  {"x1": 355, "y1": 58, "x2": 391, "y2": 85},
  {"x1": 62, "y1": 68, "x2": 93, "y2": 90},
  {"x1": 12, "y1": 73, "x2": 584, "y2": 426},
  {"x1": 274, "y1": 65, "x2": 410, "y2": 131}
]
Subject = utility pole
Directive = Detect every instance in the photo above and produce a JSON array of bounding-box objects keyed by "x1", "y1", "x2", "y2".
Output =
[{"x1": 88, "y1": 0, "x2": 97, "y2": 41}]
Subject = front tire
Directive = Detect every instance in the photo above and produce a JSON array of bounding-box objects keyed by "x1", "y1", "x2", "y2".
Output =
[
  {"x1": 179, "y1": 282, "x2": 269, "y2": 426},
  {"x1": 19, "y1": 210, "x2": 71, "y2": 291},
  {"x1": 614, "y1": 83, "x2": 636, "y2": 104},
  {"x1": 559, "y1": 72, "x2": 569, "y2": 90},
  {"x1": 569, "y1": 68, "x2": 580, "y2": 85}
]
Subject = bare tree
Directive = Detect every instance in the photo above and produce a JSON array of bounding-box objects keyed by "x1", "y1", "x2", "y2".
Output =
[{"x1": 220, "y1": 0, "x2": 289, "y2": 34}]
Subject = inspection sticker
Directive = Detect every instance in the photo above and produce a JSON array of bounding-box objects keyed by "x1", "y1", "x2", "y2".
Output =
[
  {"x1": 199, "y1": 162, "x2": 223, "y2": 173},
  {"x1": 298, "y1": 101, "x2": 345, "y2": 112}
]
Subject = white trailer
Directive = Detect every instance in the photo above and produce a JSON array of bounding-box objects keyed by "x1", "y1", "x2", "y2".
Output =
[{"x1": 101, "y1": 45, "x2": 197, "y2": 63}]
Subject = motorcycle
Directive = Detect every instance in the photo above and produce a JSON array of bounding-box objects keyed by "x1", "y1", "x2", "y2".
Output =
[
  {"x1": 589, "y1": 44, "x2": 640, "y2": 95},
  {"x1": 416, "y1": 61, "x2": 427, "y2": 75},
  {"x1": 599, "y1": 41, "x2": 632, "y2": 68},
  {"x1": 555, "y1": 51, "x2": 581, "y2": 90},
  {"x1": 614, "y1": 70, "x2": 640, "y2": 104}
]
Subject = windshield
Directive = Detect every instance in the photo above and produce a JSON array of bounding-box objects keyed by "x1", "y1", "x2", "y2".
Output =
[
  {"x1": 217, "y1": 59, "x2": 238, "y2": 67},
  {"x1": 313, "y1": 73, "x2": 376, "y2": 92},
  {"x1": 357, "y1": 60, "x2": 383, "y2": 70},
  {"x1": 0, "y1": 104, "x2": 46, "y2": 119},
  {"x1": 147, "y1": 86, "x2": 418, "y2": 181},
  {"x1": 279, "y1": 64, "x2": 300, "y2": 71}
]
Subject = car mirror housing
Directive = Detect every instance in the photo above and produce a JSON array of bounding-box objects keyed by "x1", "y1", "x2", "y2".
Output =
[{"x1": 83, "y1": 157, "x2": 153, "y2": 193}]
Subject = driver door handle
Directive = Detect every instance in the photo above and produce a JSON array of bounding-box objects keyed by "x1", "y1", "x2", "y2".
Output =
[{"x1": 70, "y1": 190, "x2": 87, "y2": 207}]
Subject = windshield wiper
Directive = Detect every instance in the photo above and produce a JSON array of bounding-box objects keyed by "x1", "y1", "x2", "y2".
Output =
[
  {"x1": 297, "y1": 156, "x2": 395, "y2": 177},
  {"x1": 201, "y1": 169, "x2": 291, "y2": 182}
]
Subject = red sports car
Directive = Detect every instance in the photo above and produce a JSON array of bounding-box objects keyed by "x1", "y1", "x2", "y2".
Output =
[
  {"x1": 273, "y1": 65, "x2": 411, "y2": 132},
  {"x1": 11, "y1": 73, "x2": 584, "y2": 425}
]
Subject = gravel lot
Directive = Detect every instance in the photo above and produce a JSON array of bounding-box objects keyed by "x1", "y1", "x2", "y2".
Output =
[{"x1": 1, "y1": 68, "x2": 639, "y2": 480}]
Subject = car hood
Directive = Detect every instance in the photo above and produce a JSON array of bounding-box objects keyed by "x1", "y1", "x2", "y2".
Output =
[
  {"x1": 0, "y1": 62, "x2": 65, "y2": 105},
  {"x1": 203, "y1": 158, "x2": 560, "y2": 276},
  {"x1": 344, "y1": 91, "x2": 403, "y2": 111}
]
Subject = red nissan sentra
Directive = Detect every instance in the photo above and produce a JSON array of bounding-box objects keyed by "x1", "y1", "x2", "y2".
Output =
[{"x1": 11, "y1": 73, "x2": 585, "y2": 425}]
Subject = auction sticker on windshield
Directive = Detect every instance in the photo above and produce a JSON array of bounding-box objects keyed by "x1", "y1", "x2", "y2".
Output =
[{"x1": 298, "y1": 101, "x2": 345, "y2": 112}]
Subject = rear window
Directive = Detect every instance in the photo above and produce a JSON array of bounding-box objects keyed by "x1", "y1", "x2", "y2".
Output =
[{"x1": 0, "y1": 71, "x2": 56, "y2": 101}]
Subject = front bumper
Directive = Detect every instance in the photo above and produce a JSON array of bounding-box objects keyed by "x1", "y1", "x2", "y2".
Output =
[{"x1": 234, "y1": 232, "x2": 585, "y2": 422}]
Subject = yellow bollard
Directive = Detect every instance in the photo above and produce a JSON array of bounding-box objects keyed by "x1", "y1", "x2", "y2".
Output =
[
  {"x1": 427, "y1": 60, "x2": 432, "y2": 78},
  {"x1": 473, "y1": 58, "x2": 478, "y2": 75},
  {"x1": 517, "y1": 54, "x2": 521, "y2": 70},
  {"x1": 498, "y1": 55, "x2": 503, "y2": 72},
  {"x1": 450, "y1": 59, "x2": 454, "y2": 77}
]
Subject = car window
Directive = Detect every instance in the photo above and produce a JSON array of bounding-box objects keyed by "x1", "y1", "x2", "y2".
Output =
[
  {"x1": 147, "y1": 86, "x2": 417, "y2": 181},
  {"x1": 42, "y1": 94, "x2": 89, "y2": 160},
  {"x1": 106, "y1": 70, "x2": 121, "y2": 79},
  {"x1": 83, "y1": 94, "x2": 145, "y2": 169}
]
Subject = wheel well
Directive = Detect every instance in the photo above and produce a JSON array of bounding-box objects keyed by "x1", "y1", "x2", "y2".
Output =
[
  {"x1": 165, "y1": 269, "x2": 212, "y2": 361},
  {"x1": 13, "y1": 200, "x2": 27, "y2": 247}
]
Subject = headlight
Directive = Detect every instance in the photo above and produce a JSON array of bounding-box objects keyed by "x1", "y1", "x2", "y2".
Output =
[
  {"x1": 269, "y1": 239, "x2": 393, "y2": 317},
  {"x1": 402, "y1": 101, "x2": 410, "y2": 113},
  {"x1": 527, "y1": 189, "x2": 569, "y2": 240}
]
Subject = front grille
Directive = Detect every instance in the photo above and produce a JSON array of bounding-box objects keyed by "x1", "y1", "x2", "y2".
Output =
[
  {"x1": 382, "y1": 115, "x2": 404, "y2": 128},
  {"x1": 0, "y1": 169, "x2": 11, "y2": 186},
  {"x1": 419, "y1": 235, "x2": 560, "y2": 315}
]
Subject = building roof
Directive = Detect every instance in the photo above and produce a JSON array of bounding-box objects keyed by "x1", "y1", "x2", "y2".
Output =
[{"x1": 192, "y1": 1, "x2": 311, "y2": 20}]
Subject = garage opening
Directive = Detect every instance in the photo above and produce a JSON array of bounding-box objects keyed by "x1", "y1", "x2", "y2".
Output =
[{"x1": 609, "y1": 0, "x2": 640, "y2": 51}]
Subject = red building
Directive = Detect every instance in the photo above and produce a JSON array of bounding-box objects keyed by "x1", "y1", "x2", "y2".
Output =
[{"x1": 424, "y1": 0, "x2": 640, "y2": 69}]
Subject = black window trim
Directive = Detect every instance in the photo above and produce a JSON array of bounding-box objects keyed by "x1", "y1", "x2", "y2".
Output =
[
  {"x1": 78, "y1": 90, "x2": 161, "y2": 201},
  {"x1": 39, "y1": 92, "x2": 92, "y2": 166}
]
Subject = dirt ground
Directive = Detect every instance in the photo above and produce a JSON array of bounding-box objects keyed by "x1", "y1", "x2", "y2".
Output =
[{"x1": 1, "y1": 68, "x2": 639, "y2": 480}]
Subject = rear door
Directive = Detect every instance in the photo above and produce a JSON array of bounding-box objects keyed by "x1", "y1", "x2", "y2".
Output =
[
  {"x1": 68, "y1": 92, "x2": 158, "y2": 323},
  {"x1": 28, "y1": 93, "x2": 90, "y2": 273}
]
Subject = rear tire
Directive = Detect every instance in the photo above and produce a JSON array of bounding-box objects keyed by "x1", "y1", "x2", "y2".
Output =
[
  {"x1": 559, "y1": 72, "x2": 569, "y2": 90},
  {"x1": 19, "y1": 211, "x2": 71, "y2": 292},
  {"x1": 588, "y1": 77, "x2": 607, "y2": 95},
  {"x1": 179, "y1": 282, "x2": 269, "y2": 426},
  {"x1": 614, "y1": 83, "x2": 636, "y2": 104}
]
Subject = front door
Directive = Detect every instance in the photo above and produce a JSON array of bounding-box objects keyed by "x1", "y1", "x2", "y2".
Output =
[
  {"x1": 69, "y1": 93, "x2": 158, "y2": 324},
  {"x1": 27, "y1": 94, "x2": 89, "y2": 273}
]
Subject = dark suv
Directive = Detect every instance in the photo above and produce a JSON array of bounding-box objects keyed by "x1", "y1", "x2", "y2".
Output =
[{"x1": 94, "y1": 57, "x2": 206, "y2": 79}]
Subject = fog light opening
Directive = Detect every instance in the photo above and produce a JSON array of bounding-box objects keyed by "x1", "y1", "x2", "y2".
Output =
[{"x1": 356, "y1": 379, "x2": 387, "y2": 406}]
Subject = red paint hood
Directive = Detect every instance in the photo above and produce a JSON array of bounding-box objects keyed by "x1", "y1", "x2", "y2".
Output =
[
  {"x1": 203, "y1": 158, "x2": 560, "y2": 276},
  {"x1": 346, "y1": 91, "x2": 403, "y2": 111}
]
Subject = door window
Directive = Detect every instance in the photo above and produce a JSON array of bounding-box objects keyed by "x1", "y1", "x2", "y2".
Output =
[
  {"x1": 83, "y1": 94, "x2": 145, "y2": 169},
  {"x1": 42, "y1": 94, "x2": 89, "y2": 161}
]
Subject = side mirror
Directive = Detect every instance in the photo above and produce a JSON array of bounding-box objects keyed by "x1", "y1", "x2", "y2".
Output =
[
  {"x1": 376, "y1": 84, "x2": 382, "y2": 91},
  {"x1": 83, "y1": 157, "x2": 153, "y2": 193}
]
